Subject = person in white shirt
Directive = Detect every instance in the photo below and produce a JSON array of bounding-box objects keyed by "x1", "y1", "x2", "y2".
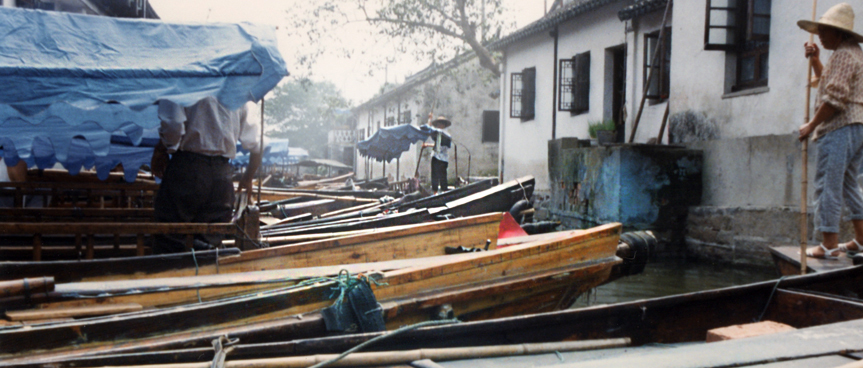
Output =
[
  {"x1": 150, "y1": 96, "x2": 261, "y2": 254},
  {"x1": 422, "y1": 115, "x2": 452, "y2": 194}
]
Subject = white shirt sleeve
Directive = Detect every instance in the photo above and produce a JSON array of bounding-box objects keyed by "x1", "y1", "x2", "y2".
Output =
[
  {"x1": 157, "y1": 99, "x2": 186, "y2": 152},
  {"x1": 237, "y1": 103, "x2": 261, "y2": 154}
]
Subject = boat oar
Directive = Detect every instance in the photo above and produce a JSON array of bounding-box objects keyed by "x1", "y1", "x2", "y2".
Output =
[
  {"x1": 84, "y1": 338, "x2": 630, "y2": 368},
  {"x1": 801, "y1": 0, "x2": 818, "y2": 275}
]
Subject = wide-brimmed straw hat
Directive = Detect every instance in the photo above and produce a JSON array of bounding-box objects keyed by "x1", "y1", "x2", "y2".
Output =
[
  {"x1": 798, "y1": 3, "x2": 863, "y2": 43},
  {"x1": 431, "y1": 116, "x2": 452, "y2": 128}
]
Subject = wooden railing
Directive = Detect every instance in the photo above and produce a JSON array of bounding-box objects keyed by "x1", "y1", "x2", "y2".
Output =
[
  {"x1": 0, "y1": 223, "x2": 240, "y2": 261},
  {"x1": 0, "y1": 181, "x2": 159, "y2": 208}
]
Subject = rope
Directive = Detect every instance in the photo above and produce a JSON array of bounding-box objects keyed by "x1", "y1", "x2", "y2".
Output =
[
  {"x1": 515, "y1": 178, "x2": 529, "y2": 201},
  {"x1": 192, "y1": 248, "x2": 202, "y2": 303},
  {"x1": 307, "y1": 319, "x2": 460, "y2": 368},
  {"x1": 233, "y1": 223, "x2": 266, "y2": 249},
  {"x1": 210, "y1": 335, "x2": 239, "y2": 368},
  {"x1": 756, "y1": 276, "x2": 787, "y2": 322}
]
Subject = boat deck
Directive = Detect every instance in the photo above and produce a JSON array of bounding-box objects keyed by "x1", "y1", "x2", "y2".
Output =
[
  {"x1": 439, "y1": 318, "x2": 863, "y2": 368},
  {"x1": 769, "y1": 245, "x2": 854, "y2": 275}
]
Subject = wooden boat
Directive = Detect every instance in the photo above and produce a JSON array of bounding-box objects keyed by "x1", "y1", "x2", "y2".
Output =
[
  {"x1": 767, "y1": 244, "x2": 859, "y2": 276},
  {"x1": 28, "y1": 265, "x2": 863, "y2": 368},
  {"x1": 0, "y1": 223, "x2": 625, "y2": 362},
  {"x1": 260, "y1": 176, "x2": 535, "y2": 238},
  {"x1": 0, "y1": 213, "x2": 504, "y2": 283}
]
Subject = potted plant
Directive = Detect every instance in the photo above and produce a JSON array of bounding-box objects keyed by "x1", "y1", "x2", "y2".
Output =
[{"x1": 588, "y1": 119, "x2": 616, "y2": 145}]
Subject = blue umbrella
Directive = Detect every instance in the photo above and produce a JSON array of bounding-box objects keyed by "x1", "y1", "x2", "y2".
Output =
[{"x1": 357, "y1": 125, "x2": 450, "y2": 163}]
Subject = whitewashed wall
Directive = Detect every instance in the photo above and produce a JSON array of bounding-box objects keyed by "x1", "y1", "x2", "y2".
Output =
[
  {"x1": 500, "y1": 31, "x2": 556, "y2": 191},
  {"x1": 670, "y1": 0, "x2": 863, "y2": 140}
]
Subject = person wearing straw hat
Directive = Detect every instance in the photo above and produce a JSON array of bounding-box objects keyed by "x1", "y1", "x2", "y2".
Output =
[
  {"x1": 798, "y1": 3, "x2": 863, "y2": 259},
  {"x1": 422, "y1": 114, "x2": 453, "y2": 194}
]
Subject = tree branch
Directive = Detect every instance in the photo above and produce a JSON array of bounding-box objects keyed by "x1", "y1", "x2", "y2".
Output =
[{"x1": 365, "y1": 17, "x2": 466, "y2": 40}]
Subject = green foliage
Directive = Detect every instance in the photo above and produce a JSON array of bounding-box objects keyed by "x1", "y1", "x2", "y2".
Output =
[
  {"x1": 264, "y1": 79, "x2": 352, "y2": 158},
  {"x1": 588, "y1": 119, "x2": 616, "y2": 139}
]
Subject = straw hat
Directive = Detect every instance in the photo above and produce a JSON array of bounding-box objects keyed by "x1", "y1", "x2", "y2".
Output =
[
  {"x1": 798, "y1": 3, "x2": 863, "y2": 43},
  {"x1": 431, "y1": 116, "x2": 452, "y2": 128}
]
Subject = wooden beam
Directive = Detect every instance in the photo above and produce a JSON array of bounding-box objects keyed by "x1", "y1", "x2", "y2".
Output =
[
  {"x1": 6, "y1": 303, "x2": 143, "y2": 321},
  {"x1": 0, "y1": 223, "x2": 238, "y2": 235}
]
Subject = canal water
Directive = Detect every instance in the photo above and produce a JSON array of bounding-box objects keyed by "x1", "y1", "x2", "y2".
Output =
[{"x1": 571, "y1": 257, "x2": 781, "y2": 308}]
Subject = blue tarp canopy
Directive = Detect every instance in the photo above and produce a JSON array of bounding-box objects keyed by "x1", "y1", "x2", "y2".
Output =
[
  {"x1": 357, "y1": 125, "x2": 449, "y2": 163},
  {"x1": 233, "y1": 138, "x2": 305, "y2": 167},
  {"x1": 0, "y1": 7, "x2": 289, "y2": 181}
]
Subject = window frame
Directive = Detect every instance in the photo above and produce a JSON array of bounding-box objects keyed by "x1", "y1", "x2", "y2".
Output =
[
  {"x1": 510, "y1": 67, "x2": 536, "y2": 121},
  {"x1": 704, "y1": 0, "x2": 771, "y2": 92},
  {"x1": 399, "y1": 110, "x2": 412, "y2": 125},
  {"x1": 644, "y1": 28, "x2": 671, "y2": 102}
]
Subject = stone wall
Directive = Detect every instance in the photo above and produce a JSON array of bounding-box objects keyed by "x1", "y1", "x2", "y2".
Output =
[{"x1": 682, "y1": 133, "x2": 860, "y2": 267}]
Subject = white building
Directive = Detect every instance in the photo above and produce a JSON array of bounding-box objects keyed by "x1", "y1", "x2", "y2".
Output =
[
  {"x1": 351, "y1": 53, "x2": 500, "y2": 185},
  {"x1": 493, "y1": 0, "x2": 863, "y2": 265}
]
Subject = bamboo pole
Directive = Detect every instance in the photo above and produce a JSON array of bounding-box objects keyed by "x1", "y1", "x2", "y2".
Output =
[
  {"x1": 801, "y1": 0, "x2": 817, "y2": 275},
  {"x1": 88, "y1": 338, "x2": 630, "y2": 368},
  {"x1": 628, "y1": 0, "x2": 672, "y2": 143},
  {"x1": 258, "y1": 97, "x2": 265, "y2": 205}
]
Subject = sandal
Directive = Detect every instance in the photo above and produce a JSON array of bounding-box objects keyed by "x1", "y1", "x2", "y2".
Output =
[
  {"x1": 839, "y1": 239, "x2": 863, "y2": 256},
  {"x1": 805, "y1": 244, "x2": 841, "y2": 260}
]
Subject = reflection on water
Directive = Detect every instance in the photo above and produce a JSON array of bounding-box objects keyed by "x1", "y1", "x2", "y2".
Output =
[{"x1": 572, "y1": 257, "x2": 781, "y2": 308}]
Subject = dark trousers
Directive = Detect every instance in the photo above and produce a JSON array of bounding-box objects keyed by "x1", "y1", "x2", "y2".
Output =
[
  {"x1": 431, "y1": 157, "x2": 448, "y2": 192},
  {"x1": 153, "y1": 151, "x2": 234, "y2": 254}
]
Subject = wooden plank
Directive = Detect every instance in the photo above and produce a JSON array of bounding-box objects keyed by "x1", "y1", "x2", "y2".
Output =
[
  {"x1": 6, "y1": 303, "x2": 143, "y2": 321},
  {"x1": 0, "y1": 223, "x2": 237, "y2": 235},
  {"x1": 748, "y1": 355, "x2": 855, "y2": 367},
  {"x1": 0, "y1": 248, "x2": 240, "y2": 283},
  {"x1": 557, "y1": 319, "x2": 863, "y2": 368},
  {"x1": 770, "y1": 245, "x2": 852, "y2": 275}
]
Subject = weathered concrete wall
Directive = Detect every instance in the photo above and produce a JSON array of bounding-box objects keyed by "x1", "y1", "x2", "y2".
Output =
[
  {"x1": 547, "y1": 139, "x2": 702, "y2": 231},
  {"x1": 680, "y1": 133, "x2": 863, "y2": 267}
]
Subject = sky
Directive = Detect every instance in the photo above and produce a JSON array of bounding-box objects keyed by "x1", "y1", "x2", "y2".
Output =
[{"x1": 147, "y1": 0, "x2": 547, "y2": 104}]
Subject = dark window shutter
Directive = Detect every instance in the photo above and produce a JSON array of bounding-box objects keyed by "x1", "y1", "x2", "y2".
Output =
[
  {"x1": 704, "y1": 0, "x2": 739, "y2": 51},
  {"x1": 573, "y1": 52, "x2": 590, "y2": 113},
  {"x1": 522, "y1": 68, "x2": 536, "y2": 121},
  {"x1": 482, "y1": 110, "x2": 500, "y2": 143}
]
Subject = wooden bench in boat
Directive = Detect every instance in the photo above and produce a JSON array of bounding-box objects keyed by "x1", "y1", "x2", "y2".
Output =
[
  {"x1": 0, "y1": 222, "x2": 242, "y2": 261},
  {"x1": 0, "y1": 180, "x2": 158, "y2": 209}
]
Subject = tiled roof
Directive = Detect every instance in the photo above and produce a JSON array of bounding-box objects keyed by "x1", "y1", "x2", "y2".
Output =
[
  {"x1": 487, "y1": 0, "x2": 625, "y2": 51},
  {"x1": 354, "y1": 51, "x2": 477, "y2": 112},
  {"x1": 618, "y1": 0, "x2": 668, "y2": 21}
]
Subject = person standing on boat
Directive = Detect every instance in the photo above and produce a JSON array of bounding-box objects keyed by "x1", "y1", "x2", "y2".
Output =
[
  {"x1": 798, "y1": 3, "x2": 863, "y2": 259},
  {"x1": 422, "y1": 115, "x2": 452, "y2": 194},
  {"x1": 150, "y1": 96, "x2": 262, "y2": 254}
]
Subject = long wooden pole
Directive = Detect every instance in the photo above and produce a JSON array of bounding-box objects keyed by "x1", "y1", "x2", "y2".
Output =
[
  {"x1": 628, "y1": 0, "x2": 672, "y2": 143},
  {"x1": 801, "y1": 0, "x2": 817, "y2": 275},
  {"x1": 88, "y1": 339, "x2": 630, "y2": 368},
  {"x1": 258, "y1": 97, "x2": 265, "y2": 204}
]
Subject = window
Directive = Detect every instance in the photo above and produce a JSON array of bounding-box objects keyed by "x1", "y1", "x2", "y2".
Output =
[
  {"x1": 386, "y1": 116, "x2": 395, "y2": 127},
  {"x1": 510, "y1": 67, "x2": 535, "y2": 121},
  {"x1": 705, "y1": 0, "x2": 770, "y2": 91},
  {"x1": 358, "y1": 129, "x2": 365, "y2": 141},
  {"x1": 399, "y1": 110, "x2": 412, "y2": 125},
  {"x1": 482, "y1": 110, "x2": 500, "y2": 143},
  {"x1": 644, "y1": 29, "x2": 671, "y2": 101},
  {"x1": 559, "y1": 52, "x2": 590, "y2": 114}
]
